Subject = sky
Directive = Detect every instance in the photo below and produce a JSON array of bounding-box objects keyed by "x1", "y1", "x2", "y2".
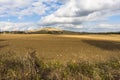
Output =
[{"x1": 0, "y1": 0, "x2": 120, "y2": 32}]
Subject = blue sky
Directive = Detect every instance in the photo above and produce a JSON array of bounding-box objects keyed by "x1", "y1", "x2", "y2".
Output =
[
  {"x1": 0, "y1": 0, "x2": 120, "y2": 32},
  {"x1": 108, "y1": 15, "x2": 120, "y2": 24}
]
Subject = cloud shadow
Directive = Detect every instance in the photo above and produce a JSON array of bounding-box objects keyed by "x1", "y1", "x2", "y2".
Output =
[
  {"x1": 0, "y1": 39, "x2": 6, "y2": 42},
  {"x1": 0, "y1": 39, "x2": 8, "y2": 49},
  {"x1": 82, "y1": 39, "x2": 120, "y2": 51}
]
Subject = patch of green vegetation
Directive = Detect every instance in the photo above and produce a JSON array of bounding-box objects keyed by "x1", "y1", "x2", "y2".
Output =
[{"x1": 0, "y1": 51, "x2": 120, "y2": 80}]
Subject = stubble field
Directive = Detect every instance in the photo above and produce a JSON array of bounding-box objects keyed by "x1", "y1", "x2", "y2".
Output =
[
  {"x1": 1, "y1": 34, "x2": 120, "y2": 80},
  {"x1": 0, "y1": 34, "x2": 120, "y2": 63}
]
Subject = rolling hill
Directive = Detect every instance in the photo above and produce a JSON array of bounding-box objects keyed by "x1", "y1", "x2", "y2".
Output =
[
  {"x1": 0, "y1": 27, "x2": 120, "y2": 34},
  {"x1": 26, "y1": 27, "x2": 79, "y2": 34}
]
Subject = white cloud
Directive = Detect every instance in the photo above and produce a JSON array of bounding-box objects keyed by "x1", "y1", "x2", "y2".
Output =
[
  {"x1": 0, "y1": 22, "x2": 39, "y2": 31},
  {"x1": 55, "y1": 0, "x2": 120, "y2": 17},
  {"x1": 0, "y1": 0, "x2": 62, "y2": 17},
  {"x1": 40, "y1": 0, "x2": 120, "y2": 32},
  {"x1": 56, "y1": 23, "x2": 120, "y2": 32},
  {"x1": 98, "y1": 23, "x2": 120, "y2": 29},
  {"x1": 0, "y1": 0, "x2": 120, "y2": 32},
  {"x1": 0, "y1": 0, "x2": 63, "y2": 31}
]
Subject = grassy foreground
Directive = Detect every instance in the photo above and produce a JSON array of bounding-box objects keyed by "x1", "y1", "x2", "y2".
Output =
[{"x1": 0, "y1": 51, "x2": 120, "y2": 80}]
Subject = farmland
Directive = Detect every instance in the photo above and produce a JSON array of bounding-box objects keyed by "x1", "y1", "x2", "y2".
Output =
[
  {"x1": 1, "y1": 34, "x2": 120, "y2": 80},
  {"x1": 0, "y1": 34, "x2": 120, "y2": 63}
]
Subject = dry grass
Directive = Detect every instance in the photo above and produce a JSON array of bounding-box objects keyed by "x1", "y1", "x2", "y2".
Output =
[
  {"x1": 0, "y1": 51, "x2": 120, "y2": 80},
  {"x1": 0, "y1": 34, "x2": 120, "y2": 63},
  {"x1": 0, "y1": 34, "x2": 120, "y2": 80}
]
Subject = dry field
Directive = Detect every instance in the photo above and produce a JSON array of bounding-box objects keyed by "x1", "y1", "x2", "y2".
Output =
[
  {"x1": 1, "y1": 34, "x2": 120, "y2": 80},
  {"x1": 0, "y1": 34, "x2": 120, "y2": 63}
]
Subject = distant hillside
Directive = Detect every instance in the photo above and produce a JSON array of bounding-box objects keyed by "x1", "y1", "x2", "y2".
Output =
[
  {"x1": 26, "y1": 28, "x2": 120, "y2": 34},
  {"x1": 27, "y1": 27, "x2": 62, "y2": 34},
  {"x1": 0, "y1": 27, "x2": 120, "y2": 34},
  {"x1": 0, "y1": 27, "x2": 78, "y2": 34},
  {"x1": 26, "y1": 27, "x2": 79, "y2": 34}
]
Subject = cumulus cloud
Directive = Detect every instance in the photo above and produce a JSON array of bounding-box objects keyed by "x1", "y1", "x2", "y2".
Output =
[
  {"x1": 55, "y1": 0, "x2": 120, "y2": 17},
  {"x1": 0, "y1": 0, "x2": 61, "y2": 17},
  {"x1": 89, "y1": 23, "x2": 120, "y2": 32},
  {"x1": 40, "y1": 0, "x2": 120, "y2": 32},
  {"x1": 0, "y1": 0, "x2": 120, "y2": 32},
  {"x1": 0, "y1": 0, "x2": 62, "y2": 31},
  {"x1": 0, "y1": 22, "x2": 39, "y2": 31},
  {"x1": 53, "y1": 23, "x2": 120, "y2": 32}
]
